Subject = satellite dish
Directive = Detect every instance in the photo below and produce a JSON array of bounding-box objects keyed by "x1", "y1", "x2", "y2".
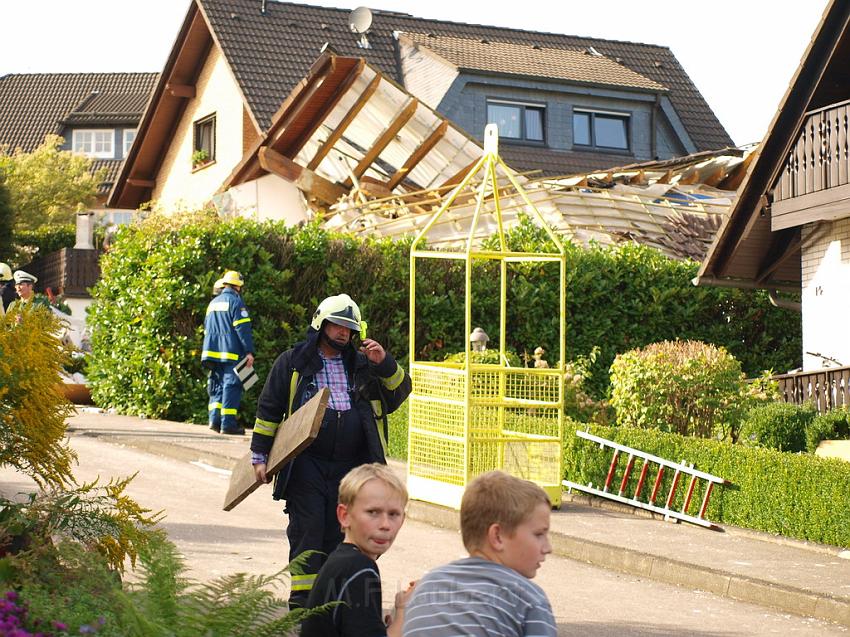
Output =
[{"x1": 349, "y1": 7, "x2": 373, "y2": 34}]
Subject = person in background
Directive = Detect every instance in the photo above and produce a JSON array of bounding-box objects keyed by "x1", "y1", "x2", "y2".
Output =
[
  {"x1": 7, "y1": 270, "x2": 49, "y2": 313},
  {"x1": 250, "y1": 293, "x2": 411, "y2": 608},
  {"x1": 201, "y1": 270, "x2": 254, "y2": 435},
  {"x1": 0, "y1": 262, "x2": 16, "y2": 314}
]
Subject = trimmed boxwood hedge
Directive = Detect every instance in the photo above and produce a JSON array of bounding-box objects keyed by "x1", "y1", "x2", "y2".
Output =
[
  {"x1": 87, "y1": 212, "x2": 800, "y2": 426},
  {"x1": 563, "y1": 421, "x2": 850, "y2": 548}
]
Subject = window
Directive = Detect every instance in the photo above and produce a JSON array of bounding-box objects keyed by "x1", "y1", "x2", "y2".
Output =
[
  {"x1": 193, "y1": 114, "x2": 216, "y2": 167},
  {"x1": 486, "y1": 100, "x2": 545, "y2": 143},
  {"x1": 573, "y1": 109, "x2": 629, "y2": 150},
  {"x1": 72, "y1": 129, "x2": 114, "y2": 158},
  {"x1": 123, "y1": 129, "x2": 136, "y2": 158}
]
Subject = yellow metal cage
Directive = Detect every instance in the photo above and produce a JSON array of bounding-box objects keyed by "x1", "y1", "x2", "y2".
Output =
[{"x1": 407, "y1": 125, "x2": 567, "y2": 508}]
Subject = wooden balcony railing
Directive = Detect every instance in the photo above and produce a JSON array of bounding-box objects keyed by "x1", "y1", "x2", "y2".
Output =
[
  {"x1": 774, "y1": 99, "x2": 850, "y2": 203},
  {"x1": 773, "y1": 365, "x2": 850, "y2": 414},
  {"x1": 23, "y1": 248, "x2": 101, "y2": 297}
]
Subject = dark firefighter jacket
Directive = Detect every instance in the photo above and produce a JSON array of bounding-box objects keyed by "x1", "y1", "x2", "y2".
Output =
[{"x1": 250, "y1": 328, "x2": 411, "y2": 498}]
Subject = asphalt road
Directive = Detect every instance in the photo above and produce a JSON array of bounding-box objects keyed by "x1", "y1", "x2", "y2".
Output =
[{"x1": 1, "y1": 435, "x2": 846, "y2": 636}]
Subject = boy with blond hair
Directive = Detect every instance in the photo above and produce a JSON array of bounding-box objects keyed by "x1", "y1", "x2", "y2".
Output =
[
  {"x1": 402, "y1": 471, "x2": 557, "y2": 637},
  {"x1": 300, "y1": 463, "x2": 413, "y2": 637}
]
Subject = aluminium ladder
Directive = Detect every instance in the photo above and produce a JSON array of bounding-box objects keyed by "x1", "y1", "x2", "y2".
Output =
[{"x1": 562, "y1": 429, "x2": 731, "y2": 530}]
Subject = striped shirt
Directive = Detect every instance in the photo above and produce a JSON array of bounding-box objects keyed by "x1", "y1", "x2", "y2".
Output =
[
  {"x1": 402, "y1": 558, "x2": 557, "y2": 637},
  {"x1": 318, "y1": 350, "x2": 352, "y2": 411}
]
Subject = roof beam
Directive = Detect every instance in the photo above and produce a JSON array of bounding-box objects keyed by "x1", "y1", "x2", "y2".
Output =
[
  {"x1": 127, "y1": 177, "x2": 156, "y2": 188},
  {"x1": 166, "y1": 83, "x2": 196, "y2": 98},
  {"x1": 258, "y1": 146, "x2": 346, "y2": 205},
  {"x1": 345, "y1": 98, "x2": 418, "y2": 188},
  {"x1": 282, "y1": 59, "x2": 366, "y2": 158},
  {"x1": 439, "y1": 159, "x2": 480, "y2": 190},
  {"x1": 307, "y1": 74, "x2": 381, "y2": 171},
  {"x1": 267, "y1": 57, "x2": 338, "y2": 149},
  {"x1": 387, "y1": 120, "x2": 448, "y2": 191},
  {"x1": 755, "y1": 227, "x2": 801, "y2": 284}
]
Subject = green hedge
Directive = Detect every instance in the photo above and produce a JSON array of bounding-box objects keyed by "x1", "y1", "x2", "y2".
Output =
[
  {"x1": 87, "y1": 213, "x2": 800, "y2": 424},
  {"x1": 563, "y1": 422, "x2": 850, "y2": 548}
]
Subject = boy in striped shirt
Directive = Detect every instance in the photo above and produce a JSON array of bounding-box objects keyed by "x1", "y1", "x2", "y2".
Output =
[{"x1": 402, "y1": 471, "x2": 557, "y2": 637}]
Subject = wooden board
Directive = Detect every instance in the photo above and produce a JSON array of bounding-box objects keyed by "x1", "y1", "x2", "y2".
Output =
[{"x1": 223, "y1": 388, "x2": 329, "y2": 511}]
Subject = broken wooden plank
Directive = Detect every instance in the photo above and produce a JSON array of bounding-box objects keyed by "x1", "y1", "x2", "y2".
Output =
[{"x1": 223, "y1": 388, "x2": 328, "y2": 511}]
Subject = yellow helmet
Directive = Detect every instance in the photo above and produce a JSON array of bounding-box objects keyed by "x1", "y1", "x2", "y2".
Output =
[
  {"x1": 0, "y1": 262, "x2": 11, "y2": 281},
  {"x1": 311, "y1": 294, "x2": 362, "y2": 332},
  {"x1": 220, "y1": 270, "x2": 244, "y2": 287}
]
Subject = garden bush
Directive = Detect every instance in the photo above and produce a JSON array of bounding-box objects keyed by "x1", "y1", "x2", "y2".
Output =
[
  {"x1": 806, "y1": 407, "x2": 850, "y2": 453},
  {"x1": 609, "y1": 340, "x2": 756, "y2": 439},
  {"x1": 87, "y1": 213, "x2": 800, "y2": 425},
  {"x1": 0, "y1": 306, "x2": 76, "y2": 487},
  {"x1": 563, "y1": 421, "x2": 850, "y2": 547},
  {"x1": 738, "y1": 401, "x2": 815, "y2": 452}
]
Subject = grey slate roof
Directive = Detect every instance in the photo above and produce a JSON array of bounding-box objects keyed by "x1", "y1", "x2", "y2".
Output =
[
  {"x1": 0, "y1": 72, "x2": 158, "y2": 152},
  {"x1": 198, "y1": 0, "x2": 732, "y2": 155}
]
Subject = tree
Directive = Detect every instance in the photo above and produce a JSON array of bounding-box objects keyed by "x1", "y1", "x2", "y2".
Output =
[{"x1": 0, "y1": 134, "x2": 105, "y2": 231}]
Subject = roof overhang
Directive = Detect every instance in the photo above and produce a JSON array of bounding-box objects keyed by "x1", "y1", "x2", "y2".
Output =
[
  {"x1": 221, "y1": 52, "x2": 483, "y2": 205},
  {"x1": 108, "y1": 1, "x2": 217, "y2": 208},
  {"x1": 696, "y1": 0, "x2": 850, "y2": 291}
]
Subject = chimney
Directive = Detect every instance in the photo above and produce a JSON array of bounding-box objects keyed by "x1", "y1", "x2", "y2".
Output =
[{"x1": 74, "y1": 211, "x2": 95, "y2": 250}]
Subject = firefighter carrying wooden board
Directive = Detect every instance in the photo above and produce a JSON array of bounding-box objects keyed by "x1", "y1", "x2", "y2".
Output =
[{"x1": 250, "y1": 293, "x2": 411, "y2": 608}]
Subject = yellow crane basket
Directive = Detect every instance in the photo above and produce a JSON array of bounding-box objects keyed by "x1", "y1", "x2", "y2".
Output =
[{"x1": 408, "y1": 124, "x2": 566, "y2": 508}]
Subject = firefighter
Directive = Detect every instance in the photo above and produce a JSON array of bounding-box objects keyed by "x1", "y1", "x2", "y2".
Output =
[
  {"x1": 250, "y1": 293, "x2": 411, "y2": 607},
  {"x1": 0, "y1": 262, "x2": 16, "y2": 314},
  {"x1": 201, "y1": 270, "x2": 255, "y2": 435}
]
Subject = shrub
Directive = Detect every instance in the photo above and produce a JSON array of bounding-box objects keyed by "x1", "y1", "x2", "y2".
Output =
[
  {"x1": 806, "y1": 407, "x2": 850, "y2": 453},
  {"x1": 87, "y1": 213, "x2": 800, "y2": 423},
  {"x1": 609, "y1": 340, "x2": 750, "y2": 439},
  {"x1": 738, "y1": 401, "x2": 815, "y2": 452},
  {"x1": 0, "y1": 306, "x2": 76, "y2": 487},
  {"x1": 563, "y1": 421, "x2": 850, "y2": 547}
]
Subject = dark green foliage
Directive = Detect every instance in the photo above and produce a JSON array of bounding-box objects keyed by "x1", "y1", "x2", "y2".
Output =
[
  {"x1": 738, "y1": 401, "x2": 816, "y2": 452},
  {"x1": 563, "y1": 421, "x2": 850, "y2": 547},
  {"x1": 806, "y1": 407, "x2": 850, "y2": 453},
  {"x1": 87, "y1": 213, "x2": 800, "y2": 424},
  {"x1": 0, "y1": 176, "x2": 13, "y2": 261}
]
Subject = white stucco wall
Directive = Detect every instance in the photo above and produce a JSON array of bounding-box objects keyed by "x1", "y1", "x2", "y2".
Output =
[
  {"x1": 152, "y1": 46, "x2": 248, "y2": 211},
  {"x1": 801, "y1": 217, "x2": 850, "y2": 370},
  {"x1": 222, "y1": 173, "x2": 310, "y2": 224}
]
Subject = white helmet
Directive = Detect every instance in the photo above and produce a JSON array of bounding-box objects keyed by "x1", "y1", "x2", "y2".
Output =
[
  {"x1": 310, "y1": 294, "x2": 362, "y2": 332},
  {"x1": 0, "y1": 262, "x2": 11, "y2": 281},
  {"x1": 13, "y1": 270, "x2": 37, "y2": 284}
]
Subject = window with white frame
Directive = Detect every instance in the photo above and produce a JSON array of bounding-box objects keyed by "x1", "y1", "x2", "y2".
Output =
[
  {"x1": 573, "y1": 109, "x2": 630, "y2": 150},
  {"x1": 486, "y1": 100, "x2": 545, "y2": 143},
  {"x1": 72, "y1": 129, "x2": 114, "y2": 158},
  {"x1": 123, "y1": 129, "x2": 136, "y2": 158},
  {"x1": 192, "y1": 114, "x2": 216, "y2": 167}
]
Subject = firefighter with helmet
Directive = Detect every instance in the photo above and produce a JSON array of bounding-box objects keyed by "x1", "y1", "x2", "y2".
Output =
[
  {"x1": 201, "y1": 270, "x2": 255, "y2": 435},
  {"x1": 250, "y1": 293, "x2": 411, "y2": 608},
  {"x1": 0, "y1": 262, "x2": 15, "y2": 315}
]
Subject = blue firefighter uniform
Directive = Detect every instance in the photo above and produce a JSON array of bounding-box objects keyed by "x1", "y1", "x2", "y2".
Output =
[{"x1": 202, "y1": 287, "x2": 255, "y2": 433}]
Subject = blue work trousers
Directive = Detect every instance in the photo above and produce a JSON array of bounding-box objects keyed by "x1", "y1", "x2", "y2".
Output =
[{"x1": 207, "y1": 362, "x2": 242, "y2": 432}]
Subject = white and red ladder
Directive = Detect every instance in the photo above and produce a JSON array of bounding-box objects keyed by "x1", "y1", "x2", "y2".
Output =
[{"x1": 562, "y1": 429, "x2": 731, "y2": 530}]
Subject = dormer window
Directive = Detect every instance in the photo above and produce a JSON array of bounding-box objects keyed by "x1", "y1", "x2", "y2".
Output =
[
  {"x1": 72, "y1": 129, "x2": 114, "y2": 158},
  {"x1": 123, "y1": 129, "x2": 137, "y2": 158},
  {"x1": 573, "y1": 109, "x2": 630, "y2": 150},
  {"x1": 486, "y1": 99, "x2": 545, "y2": 143}
]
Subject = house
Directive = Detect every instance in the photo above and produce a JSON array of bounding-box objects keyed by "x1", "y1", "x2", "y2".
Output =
[
  {"x1": 109, "y1": 0, "x2": 732, "y2": 216},
  {"x1": 695, "y1": 0, "x2": 850, "y2": 408},
  {"x1": 0, "y1": 72, "x2": 158, "y2": 205},
  {"x1": 0, "y1": 72, "x2": 157, "y2": 314}
]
